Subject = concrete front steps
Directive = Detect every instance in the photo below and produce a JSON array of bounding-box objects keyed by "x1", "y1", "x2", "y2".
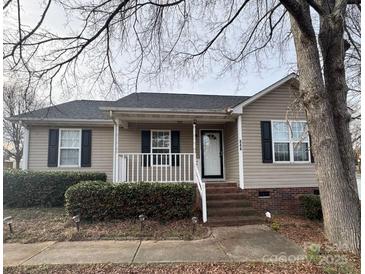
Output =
[{"x1": 205, "y1": 183, "x2": 264, "y2": 227}]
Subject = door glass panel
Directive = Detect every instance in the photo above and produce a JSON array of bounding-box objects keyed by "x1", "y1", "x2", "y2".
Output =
[{"x1": 202, "y1": 132, "x2": 221, "y2": 177}]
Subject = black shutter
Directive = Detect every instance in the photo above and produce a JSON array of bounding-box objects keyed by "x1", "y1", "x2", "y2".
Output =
[
  {"x1": 261, "y1": 121, "x2": 273, "y2": 163},
  {"x1": 81, "y1": 130, "x2": 92, "y2": 167},
  {"x1": 141, "y1": 130, "x2": 151, "y2": 167},
  {"x1": 171, "y1": 131, "x2": 180, "y2": 166},
  {"x1": 309, "y1": 133, "x2": 315, "y2": 163},
  {"x1": 48, "y1": 129, "x2": 59, "y2": 167}
]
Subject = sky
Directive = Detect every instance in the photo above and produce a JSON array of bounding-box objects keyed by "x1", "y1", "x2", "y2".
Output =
[{"x1": 4, "y1": 1, "x2": 298, "y2": 103}]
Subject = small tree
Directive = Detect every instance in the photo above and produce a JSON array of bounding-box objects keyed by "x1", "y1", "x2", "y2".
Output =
[{"x1": 3, "y1": 83, "x2": 41, "y2": 169}]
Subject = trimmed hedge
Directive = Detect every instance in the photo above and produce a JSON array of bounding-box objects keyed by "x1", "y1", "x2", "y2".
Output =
[
  {"x1": 299, "y1": 194, "x2": 323, "y2": 220},
  {"x1": 65, "y1": 181, "x2": 196, "y2": 221},
  {"x1": 4, "y1": 171, "x2": 107, "y2": 208}
]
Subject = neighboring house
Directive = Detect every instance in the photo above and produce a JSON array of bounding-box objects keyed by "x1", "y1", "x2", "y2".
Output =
[
  {"x1": 9, "y1": 74, "x2": 318, "y2": 225},
  {"x1": 3, "y1": 150, "x2": 16, "y2": 169},
  {"x1": 3, "y1": 143, "x2": 20, "y2": 169}
]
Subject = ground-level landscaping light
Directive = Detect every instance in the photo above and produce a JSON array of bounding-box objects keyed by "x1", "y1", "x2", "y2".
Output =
[
  {"x1": 139, "y1": 214, "x2": 146, "y2": 233},
  {"x1": 265, "y1": 211, "x2": 272, "y2": 223},
  {"x1": 72, "y1": 215, "x2": 80, "y2": 232},
  {"x1": 4, "y1": 216, "x2": 13, "y2": 236},
  {"x1": 191, "y1": 216, "x2": 198, "y2": 234}
]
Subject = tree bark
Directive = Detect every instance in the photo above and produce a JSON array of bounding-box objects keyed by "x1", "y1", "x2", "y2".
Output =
[
  {"x1": 15, "y1": 156, "x2": 21, "y2": 169},
  {"x1": 317, "y1": 3, "x2": 361, "y2": 253},
  {"x1": 289, "y1": 2, "x2": 360, "y2": 254},
  {"x1": 319, "y1": 1, "x2": 358, "y2": 196}
]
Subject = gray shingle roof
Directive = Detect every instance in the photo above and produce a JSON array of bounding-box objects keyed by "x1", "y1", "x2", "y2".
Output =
[
  {"x1": 110, "y1": 92, "x2": 250, "y2": 110},
  {"x1": 13, "y1": 100, "x2": 112, "y2": 120},
  {"x1": 11, "y1": 93, "x2": 251, "y2": 120}
]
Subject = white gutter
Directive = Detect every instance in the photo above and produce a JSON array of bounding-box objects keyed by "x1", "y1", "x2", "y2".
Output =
[
  {"x1": 99, "y1": 106, "x2": 232, "y2": 114},
  {"x1": 7, "y1": 117, "x2": 112, "y2": 122}
]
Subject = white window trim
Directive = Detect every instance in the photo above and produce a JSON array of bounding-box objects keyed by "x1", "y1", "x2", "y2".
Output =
[
  {"x1": 58, "y1": 128, "x2": 82, "y2": 167},
  {"x1": 271, "y1": 120, "x2": 311, "y2": 164},
  {"x1": 150, "y1": 129, "x2": 171, "y2": 167}
]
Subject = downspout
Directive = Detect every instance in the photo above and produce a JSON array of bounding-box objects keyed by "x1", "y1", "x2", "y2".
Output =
[
  {"x1": 111, "y1": 111, "x2": 118, "y2": 182},
  {"x1": 21, "y1": 122, "x2": 30, "y2": 170}
]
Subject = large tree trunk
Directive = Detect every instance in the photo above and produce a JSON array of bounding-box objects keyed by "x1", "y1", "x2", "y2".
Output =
[
  {"x1": 319, "y1": 2, "x2": 358, "y2": 197},
  {"x1": 289, "y1": 3, "x2": 360, "y2": 254}
]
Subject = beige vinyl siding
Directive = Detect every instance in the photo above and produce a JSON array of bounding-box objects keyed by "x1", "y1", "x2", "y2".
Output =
[
  {"x1": 28, "y1": 126, "x2": 113, "y2": 179},
  {"x1": 242, "y1": 83, "x2": 317, "y2": 188},
  {"x1": 224, "y1": 122, "x2": 238, "y2": 182},
  {"x1": 119, "y1": 123, "x2": 193, "y2": 154}
]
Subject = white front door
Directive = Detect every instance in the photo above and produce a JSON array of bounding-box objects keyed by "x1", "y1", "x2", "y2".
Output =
[{"x1": 201, "y1": 130, "x2": 223, "y2": 179}]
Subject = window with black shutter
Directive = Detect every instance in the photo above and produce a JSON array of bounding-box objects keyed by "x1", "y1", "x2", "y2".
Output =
[
  {"x1": 171, "y1": 130, "x2": 180, "y2": 166},
  {"x1": 260, "y1": 121, "x2": 273, "y2": 163},
  {"x1": 48, "y1": 129, "x2": 59, "y2": 167},
  {"x1": 81, "y1": 130, "x2": 92, "y2": 167},
  {"x1": 141, "y1": 130, "x2": 151, "y2": 167}
]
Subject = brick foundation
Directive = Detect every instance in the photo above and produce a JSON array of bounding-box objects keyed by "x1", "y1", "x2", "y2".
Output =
[{"x1": 242, "y1": 187, "x2": 319, "y2": 215}]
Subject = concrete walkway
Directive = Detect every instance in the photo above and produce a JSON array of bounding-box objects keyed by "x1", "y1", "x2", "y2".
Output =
[{"x1": 4, "y1": 225, "x2": 304, "y2": 266}]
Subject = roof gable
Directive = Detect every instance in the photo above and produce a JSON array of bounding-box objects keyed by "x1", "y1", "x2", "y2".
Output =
[{"x1": 232, "y1": 73, "x2": 298, "y2": 113}]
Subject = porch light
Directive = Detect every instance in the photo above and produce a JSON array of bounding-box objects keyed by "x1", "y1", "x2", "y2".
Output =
[
  {"x1": 139, "y1": 214, "x2": 147, "y2": 233},
  {"x1": 72, "y1": 215, "x2": 81, "y2": 232},
  {"x1": 4, "y1": 216, "x2": 13, "y2": 235},
  {"x1": 191, "y1": 216, "x2": 198, "y2": 234}
]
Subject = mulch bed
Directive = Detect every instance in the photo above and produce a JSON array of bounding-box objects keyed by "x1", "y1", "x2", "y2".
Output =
[
  {"x1": 272, "y1": 215, "x2": 360, "y2": 273},
  {"x1": 273, "y1": 215, "x2": 327, "y2": 247},
  {"x1": 4, "y1": 262, "x2": 325, "y2": 274},
  {"x1": 3, "y1": 208, "x2": 209, "y2": 243}
]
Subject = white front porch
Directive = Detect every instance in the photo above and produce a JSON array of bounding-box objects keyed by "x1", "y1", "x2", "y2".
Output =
[{"x1": 110, "y1": 111, "x2": 245, "y2": 223}]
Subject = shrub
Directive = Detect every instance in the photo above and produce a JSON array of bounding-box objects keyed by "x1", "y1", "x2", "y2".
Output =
[
  {"x1": 299, "y1": 194, "x2": 323, "y2": 220},
  {"x1": 271, "y1": 221, "x2": 280, "y2": 231},
  {"x1": 4, "y1": 171, "x2": 107, "y2": 208},
  {"x1": 306, "y1": 243, "x2": 321, "y2": 264},
  {"x1": 65, "y1": 181, "x2": 196, "y2": 221}
]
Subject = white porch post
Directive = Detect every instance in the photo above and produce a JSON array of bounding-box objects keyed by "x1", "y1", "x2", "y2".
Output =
[
  {"x1": 115, "y1": 120, "x2": 120, "y2": 182},
  {"x1": 193, "y1": 121, "x2": 197, "y2": 168},
  {"x1": 22, "y1": 126, "x2": 30, "y2": 170},
  {"x1": 113, "y1": 119, "x2": 120, "y2": 182},
  {"x1": 113, "y1": 122, "x2": 116, "y2": 182},
  {"x1": 237, "y1": 115, "x2": 244, "y2": 189}
]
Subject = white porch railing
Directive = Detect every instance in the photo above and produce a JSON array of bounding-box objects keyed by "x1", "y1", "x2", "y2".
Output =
[
  {"x1": 118, "y1": 153, "x2": 194, "y2": 182},
  {"x1": 117, "y1": 152, "x2": 207, "y2": 223},
  {"x1": 194, "y1": 163, "x2": 207, "y2": 222}
]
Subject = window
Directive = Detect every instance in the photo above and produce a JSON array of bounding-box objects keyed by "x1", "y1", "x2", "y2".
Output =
[
  {"x1": 272, "y1": 121, "x2": 310, "y2": 163},
  {"x1": 151, "y1": 130, "x2": 170, "y2": 166},
  {"x1": 258, "y1": 191, "x2": 270, "y2": 198},
  {"x1": 272, "y1": 122, "x2": 290, "y2": 161},
  {"x1": 59, "y1": 129, "x2": 81, "y2": 167}
]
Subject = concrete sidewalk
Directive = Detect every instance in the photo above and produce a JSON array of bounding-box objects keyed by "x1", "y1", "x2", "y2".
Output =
[{"x1": 4, "y1": 225, "x2": 305, "y2": 266}]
